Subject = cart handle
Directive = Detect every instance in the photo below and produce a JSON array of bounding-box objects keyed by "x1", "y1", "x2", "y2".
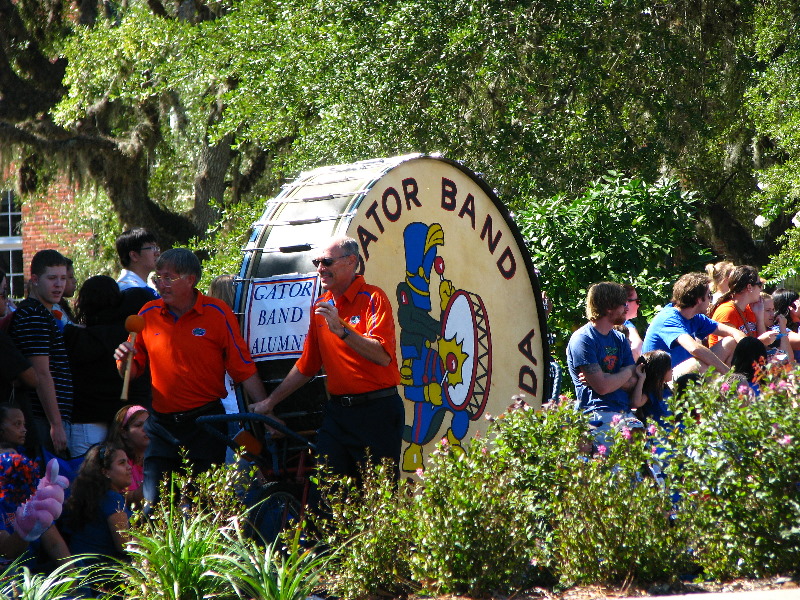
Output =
[{"x1": 196, "y1": 413, "x2": 317, "y2": 451}]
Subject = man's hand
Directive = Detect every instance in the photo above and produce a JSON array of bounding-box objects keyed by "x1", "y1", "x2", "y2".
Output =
[
  {"x1": 113, "y1": 341, "x2": 135, "y2": 362},
  {"x1": 248, "y1": 397, "x2": 286, "y2": 436},
  {"x1": 50, "y1": 422, "x2": 67, "y2": 454},
  {"x1": 314, "y1": 300, "x2": 347, "y2": 337}
]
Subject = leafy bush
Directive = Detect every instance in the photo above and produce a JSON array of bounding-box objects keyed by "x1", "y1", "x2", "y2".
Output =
[
  {"x1": 667, "y1": 365, "x2": 800, "y2": 579},
  {"x1": 410, "y1": 434, "x2": 542, "y2": 596},
  {"x1": 549, "y1": 425, "x2": 693, "y2": 586},
  {"x1": 516, "y1": 173, "x2": 711, "y2": 354},
  {"x1": 317, "y1": 462, "x2": 416, "y2": 600}
]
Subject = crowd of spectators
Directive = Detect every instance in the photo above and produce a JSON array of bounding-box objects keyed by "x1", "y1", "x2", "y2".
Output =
[
  {"x1": 566, "y1": 263, "x2": 798, "y2": 449},
  {"x1": 2, "y1": 227, "x2": 799, "y2": 578},
  {"x1": 0, "y1": 228, "x2": 260, "y2": 578}
]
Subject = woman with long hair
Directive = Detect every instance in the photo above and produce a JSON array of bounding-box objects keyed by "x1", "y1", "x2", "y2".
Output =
[
  {"x1": 63, "y1": 276, "x2": 151, "y2": 457},
  {"x1": 706, "y1": 261, "x2": 734, "y2": 303},
  {"x1": 106, "y1": 405, "x2": 149, "y2": 507},
  {"x1": 63, "y1": 443, "x2": 131, "y2": 561},
  {"x1": 629, "y1": 350, "x2": 673, "y2": 427},
  {"x1": 708, "y1": 266, "x2": 776, "y2": 348}
]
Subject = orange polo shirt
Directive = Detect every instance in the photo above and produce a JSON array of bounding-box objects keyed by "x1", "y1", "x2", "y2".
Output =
[
  {"x1": 130, "y1": 291, "x2": 257, "y2": 413},
  {"x1": 296, "y1": 275, "x2": 400, "y2": 395}
]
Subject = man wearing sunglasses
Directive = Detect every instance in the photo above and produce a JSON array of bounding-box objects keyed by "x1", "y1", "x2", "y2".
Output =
[
  {"x1": 251, "y1": 236, "x2": 403, "y2": 480},
  {"x1": 114, "y1": 248, "x2": 269, "y2": 506}
]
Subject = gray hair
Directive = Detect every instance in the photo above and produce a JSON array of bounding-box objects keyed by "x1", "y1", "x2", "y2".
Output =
[
  {"x1": 157, "y1": 248, "x2": 201, "y2": 282},
  {"x1": 329, "y1": 236, "x2": 360, "y2": 261}
]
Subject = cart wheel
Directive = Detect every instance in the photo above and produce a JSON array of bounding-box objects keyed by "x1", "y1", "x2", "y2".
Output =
[{"x1": 245, "y1": 481, "x2": 304, "y2": 544}]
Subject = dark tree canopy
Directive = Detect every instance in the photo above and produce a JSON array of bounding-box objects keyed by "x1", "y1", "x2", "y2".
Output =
[{"x1": 2, "y1": 0, "x2": 800, "y2": 273}]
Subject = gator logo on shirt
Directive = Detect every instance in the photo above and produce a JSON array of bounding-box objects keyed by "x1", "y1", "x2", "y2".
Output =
[
  {"x1": 349, "y1": 316, "x2": 361, "y2": 326},
  {"x1": 602, "y1": 348, "x2": 619, "y2": 373},
  {"x1": 192, "y1": 328, "x2": 207, "y2": 336}
]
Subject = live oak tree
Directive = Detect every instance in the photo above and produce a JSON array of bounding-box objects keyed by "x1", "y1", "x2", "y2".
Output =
[{"x1": 2, "y1": 0, "x2": 799, "y2": 273}]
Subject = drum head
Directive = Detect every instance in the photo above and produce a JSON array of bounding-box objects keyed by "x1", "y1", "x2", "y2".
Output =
[{"x1": 238, "y1": 155, "x2": 548, "y2": 473}]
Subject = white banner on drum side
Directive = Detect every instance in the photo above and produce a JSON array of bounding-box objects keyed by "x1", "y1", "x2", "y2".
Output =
[{"x1": 244, "y1": 274, "x2": 320, "y2": 361}]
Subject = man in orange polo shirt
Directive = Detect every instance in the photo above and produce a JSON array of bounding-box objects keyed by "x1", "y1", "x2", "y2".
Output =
[
  {"x1": 251, "y1": 236, "x2": 404, "y2": 479},
  {"x1": 114, "y1": 248, "x2": 268, "y2": 505}
]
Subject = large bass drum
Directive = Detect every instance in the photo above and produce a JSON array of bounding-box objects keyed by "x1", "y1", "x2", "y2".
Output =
[{"x1": 236, "y1": 154, "x2": 549, "y2": 472}]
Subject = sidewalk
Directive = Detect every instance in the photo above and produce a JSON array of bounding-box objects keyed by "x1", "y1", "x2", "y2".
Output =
[{"x1": 642, "y1": 590, "x2": 799, "y2": 600}]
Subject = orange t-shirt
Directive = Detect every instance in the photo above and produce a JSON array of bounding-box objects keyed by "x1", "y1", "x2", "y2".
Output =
[
  {"x1": 130, "y1": 292, "x2": 257, "y2": 413},
  {"x1": 296, "y1": 275, "x2": 400, "y2": 395},
  {"x1": 708, "y1": 301, "x2": 757, "y2": 347}
]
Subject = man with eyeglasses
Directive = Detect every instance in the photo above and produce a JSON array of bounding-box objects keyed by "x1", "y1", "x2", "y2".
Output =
[
  {"x1": 643, "y1": 272, "x2": 746, "y2": 379},
  {"x1": 566, "y1": 282, "x2": 641, "y2": 446},
  {"x1": 115, "y1": 228, "x2": 160, "y2": 298},
  {"x1": 251, "y1": 236, "x2": 403, "y2": 480},
  {"x1": 114, "y1": 248, "x2": 269, "y2": 505}
]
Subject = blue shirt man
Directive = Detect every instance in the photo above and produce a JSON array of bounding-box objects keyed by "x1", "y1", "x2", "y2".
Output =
[{"x1": 566, "y1": 282, "x2": 639, "y2": 445}]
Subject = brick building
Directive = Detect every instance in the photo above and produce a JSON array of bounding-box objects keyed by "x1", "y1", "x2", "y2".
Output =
[{"x1": 1, "y1": 183, "x2": 89, "y2": 300}]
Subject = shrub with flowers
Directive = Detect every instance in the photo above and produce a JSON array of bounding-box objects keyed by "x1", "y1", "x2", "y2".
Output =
[
  {"x1": 548, "y1": 421, "x2": 694, "y2": 586},
  {"x1": 666, "y1": 363, "x2": 800, "y2": 578},
  {"x1": 316, "y1": 365, "x2": 800, "y2": 597}
]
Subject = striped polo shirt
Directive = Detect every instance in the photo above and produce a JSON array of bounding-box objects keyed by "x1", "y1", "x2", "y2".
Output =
[{"x1": 9, "y1": 297, "x2": 73, "y2": 423}]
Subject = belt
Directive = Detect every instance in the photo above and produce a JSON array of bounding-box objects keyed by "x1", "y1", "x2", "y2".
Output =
[
  {"x1": 329, "y1": 386, "x2": 398, "y2": 407},
  {"x1": 153, "y1": 400, "x2": 222, "y2": 424}
]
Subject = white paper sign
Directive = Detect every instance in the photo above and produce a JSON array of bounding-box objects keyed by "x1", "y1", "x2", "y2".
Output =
[{"x1": 244, "y1": 273, "x2": 320, "y2": 361}]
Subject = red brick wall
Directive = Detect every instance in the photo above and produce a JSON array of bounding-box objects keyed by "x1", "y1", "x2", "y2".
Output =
[{"x1": 21, "y1": 179, "x2": 91, "y2": 273}]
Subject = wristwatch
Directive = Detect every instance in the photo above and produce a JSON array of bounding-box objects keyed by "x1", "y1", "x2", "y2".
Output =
[{"x1": 339, "y1": 327, "x2": 350, "y2": 340}]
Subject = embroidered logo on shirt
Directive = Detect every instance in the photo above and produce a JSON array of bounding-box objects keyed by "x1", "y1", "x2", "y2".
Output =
[
  {"x1": 349, "y1": 316, "x2": 361, "y2": 325},
  {"x1": 192, "y1": 328, "x2": 207, "y2": 336}
]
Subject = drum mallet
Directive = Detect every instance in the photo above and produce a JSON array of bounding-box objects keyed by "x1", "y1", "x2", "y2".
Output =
[{"x1": 121, "y1": 315, "x2": 145, "y2": 400}]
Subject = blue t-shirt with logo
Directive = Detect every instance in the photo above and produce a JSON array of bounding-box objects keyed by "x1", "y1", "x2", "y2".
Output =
[{"x1": 567, "y1": 323, "x2": 634, "y2": 413}]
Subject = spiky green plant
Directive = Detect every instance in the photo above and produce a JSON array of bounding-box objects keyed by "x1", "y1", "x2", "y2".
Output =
[
  {"x1": 209, "y1": 522, "x2": 328, "y2": 600},
  {"x1": 0, "y1": 559, "x2": 102, "y2": 600}
]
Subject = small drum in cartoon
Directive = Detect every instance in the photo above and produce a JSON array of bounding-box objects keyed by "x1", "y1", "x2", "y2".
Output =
[{"x1": 439, "y1": 291, "x2": 491, "y2": 420}]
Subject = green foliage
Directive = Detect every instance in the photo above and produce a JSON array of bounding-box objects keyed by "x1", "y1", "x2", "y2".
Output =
[
  {"x1": 550, "y1": 426, "x2": 692, "y2": 586},
  {"x1": 0, "y1": 559, "x2": 100, "y2": 600},
  {"x1": 317, "y1": 462, "x2": 416, "y2": 600},
  {"x1": 209, "y1": 526, "x2": 328, "y2": 600},
  {"x1": 517, "y1": 173, "x2": 711, "y2": 353},
  {"x1": 31, "y1": 0, "x2": 789, "y2": 268},
  {"x1": 114, "y1": 459, "x2": 249, "y2": 600},
  {"x1": 667, "y1": 364, "x2": 800, "y2": 579},
  {"x1": 190, "y1": 196, "x2": 268, "y2": 291},
  {"x1": 410, "y1": 436, "x2": 543, "y2": 596}
]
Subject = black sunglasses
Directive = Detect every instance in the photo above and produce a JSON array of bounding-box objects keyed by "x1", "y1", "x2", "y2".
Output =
[{"x1": 312, "y1": 254, "x2": 352, "y2": 268}]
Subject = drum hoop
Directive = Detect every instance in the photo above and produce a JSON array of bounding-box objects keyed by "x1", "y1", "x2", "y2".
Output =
[{"x1": 441, "y1": 291, "x2": 491, "y2": 420}]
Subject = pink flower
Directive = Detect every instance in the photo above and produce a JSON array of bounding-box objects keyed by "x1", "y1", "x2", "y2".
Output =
[
  {"x1": 720, "y1": 382, "x2": 730, "y2": 393},
  {"x1": 611, "y1": 415, "x2": 622, "y2": 425},
  {"x1": 779, "y1": 435, "x2": 793, "y2": 446},
  {"x1": 416, "y1": 468, "x2": 425, "y2": 478},
  {"x1": 651, "y1": 446, "x2": 657, "y2": 454},
  {"x1": 597, "y1": 445, "x2": 607, "y2": 456},
  {"x1": 647, "y1": 424, "x2": 657, "y2": 436},
  {"x1": 621, "y1": 427, "x2": 632, "y2": 440},
  {"x1": 481, "y1": 446, "x2": 488, "y2": 455},
  {"x1": 738, "y1": 384, "x2": 750, "y2": 396},
  {"x1": 769, "y1": 383, "x2": 777, "y2": 391}
]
